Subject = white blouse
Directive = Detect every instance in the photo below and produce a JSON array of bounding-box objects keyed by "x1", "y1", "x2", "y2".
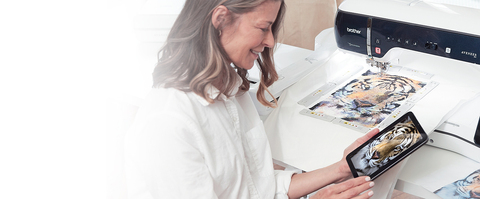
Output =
[{"x1": 124, "y1": 81, "x2": 295, "y2": 199}]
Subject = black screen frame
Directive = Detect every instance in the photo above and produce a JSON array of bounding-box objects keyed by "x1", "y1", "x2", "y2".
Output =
[{"x1": 474, "y1": 117, "x2": 480, "y2": 145}]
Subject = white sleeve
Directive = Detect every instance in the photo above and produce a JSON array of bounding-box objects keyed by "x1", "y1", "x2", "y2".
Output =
[
  {"x1": 125, "y1": 113, "x2": 218, "y2": 199},
  {"x1": 274, "y1": 170, "x2": 297, "y2": 199}
]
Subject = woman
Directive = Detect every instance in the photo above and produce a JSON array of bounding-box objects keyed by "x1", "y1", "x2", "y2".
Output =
[{"x1": 124, "y1": 0, "x2": 378, "y2": 198}]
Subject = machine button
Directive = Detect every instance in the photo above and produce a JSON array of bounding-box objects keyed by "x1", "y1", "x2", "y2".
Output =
[
  {"x1": 375, "y1": 38, "x2": 381, "y2": 44},
  {"x1": 425, "y1": 42, "x2": 432, "y2": 49},
  {"x1": 412, "y1": 40, "x2": 418, "y2": 47},
  {"x1": 386, "y1": 36, "x2": 392, "y2": 41},
  {"x1": 446, "y1": 47, "x2": 451, "y2": 53},
  {"x1": 404, "y1": 39, "x2": 411, "y2": 45},
  {"x1": 396, "y1": 38, "x2": 402, "y2": 43},
  {"x1": 375, "y1": 47, "x2": 381, "y2": 54}
]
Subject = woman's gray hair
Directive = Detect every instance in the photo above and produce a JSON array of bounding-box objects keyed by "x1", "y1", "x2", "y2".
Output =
[{"x1": 152, "y1": 0, "x2": 285, "y2": 107}]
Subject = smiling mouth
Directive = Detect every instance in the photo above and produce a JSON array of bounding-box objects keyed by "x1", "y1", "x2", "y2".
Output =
[{"x1": 251, "y1": 50, "x2": 262, "y2": 56}]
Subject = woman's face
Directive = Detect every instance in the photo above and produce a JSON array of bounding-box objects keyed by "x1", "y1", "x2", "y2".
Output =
[{"x1": 220, "y1": 1, "x2": 281, "y2": 70}]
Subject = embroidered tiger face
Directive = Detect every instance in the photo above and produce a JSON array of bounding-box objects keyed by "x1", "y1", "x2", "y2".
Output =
[
  {"x1": 435, "y1": 169, "x2": 480, "y2": 199},
  {"x1": 460, "y1": 171, "x2": 480, "y2": 198},
  {"x1": 311, "y1": 70, "x2": 426, "y2": 128},
  {"x1": 355, "y1": 120, "x2": 421, "y2": 176}
]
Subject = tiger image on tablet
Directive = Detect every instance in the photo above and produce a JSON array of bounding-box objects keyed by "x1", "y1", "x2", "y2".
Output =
[{"x1": 350, "y1": 117, "x2": 422, "y2": 176}]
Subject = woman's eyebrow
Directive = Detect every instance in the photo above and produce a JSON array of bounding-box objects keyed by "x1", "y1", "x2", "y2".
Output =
[{"x1": 258, "y1": 21, "x2": 273, "y2": 26}]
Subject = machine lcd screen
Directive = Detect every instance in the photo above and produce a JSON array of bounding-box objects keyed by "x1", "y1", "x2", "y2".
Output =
[{"x1": 346, "y1": 112, "x2": 428, "y2": 180}]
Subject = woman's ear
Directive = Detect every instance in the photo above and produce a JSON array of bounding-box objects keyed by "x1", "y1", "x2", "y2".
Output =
[{"x1": 212, "y1": 5, "x2": 229, "y2": 29}]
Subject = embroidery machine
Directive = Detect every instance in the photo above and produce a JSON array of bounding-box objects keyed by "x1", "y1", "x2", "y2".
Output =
[
  {"x1": 260, "y1": 0, "x2": 480, "y2": 198},
  {"x1": 333, "y1": 0, "x2": 480, "y2": 196},
  {"x1": 333, "y1": 0, "x2": 480, "y2": 153}
]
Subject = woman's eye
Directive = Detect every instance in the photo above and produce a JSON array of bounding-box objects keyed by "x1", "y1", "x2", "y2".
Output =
[{"x1": 260, "y1": 28, "x2": 269, "y2": 32}]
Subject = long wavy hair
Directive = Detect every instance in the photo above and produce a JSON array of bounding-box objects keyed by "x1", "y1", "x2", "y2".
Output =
[{"x1": 152, "y1": 0, "x2": 285, "y2": 108}]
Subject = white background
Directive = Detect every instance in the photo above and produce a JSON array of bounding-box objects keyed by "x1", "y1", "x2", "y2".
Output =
[{"x1": 0, "y1": 0, "x2": 153, "y2": 198}]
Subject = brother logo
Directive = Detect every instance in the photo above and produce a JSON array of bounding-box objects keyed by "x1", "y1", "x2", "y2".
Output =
[
  {"x1": 461, "y1": 51, "x2": 477, "y2": 59},
  {"x1": 347, "y1": 27, "x2": 361, "y2": 34}
]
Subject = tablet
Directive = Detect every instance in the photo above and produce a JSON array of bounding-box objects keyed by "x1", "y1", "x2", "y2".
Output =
[{"x1": 346, "y1": 112, "x2": 428, "y2": 180}]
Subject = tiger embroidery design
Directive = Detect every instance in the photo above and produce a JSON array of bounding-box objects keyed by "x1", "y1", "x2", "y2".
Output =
[
  {"x1": 310, "y1": 70, "x2": 426, "y2": 128},
  {"x1": 354, "y1": 119, "x2": 421, "y2": 176},
  {"x1": 434, "y1": 169, "x2": 480, "y2": 199}
]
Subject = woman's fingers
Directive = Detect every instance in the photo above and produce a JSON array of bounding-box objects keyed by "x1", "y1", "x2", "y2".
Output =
[
  {"x1": 333, "y1": 177, "x2": 374, "y2": 198},
  {"x1": 312, "y1": 176, "x2": 375, "y2": 199},
  {"x1": 353, "y1": 190, "x2": 374, "y2": 199},
  {"x1": 344, "y1": 178, "x2": 375, "y2": 199}
]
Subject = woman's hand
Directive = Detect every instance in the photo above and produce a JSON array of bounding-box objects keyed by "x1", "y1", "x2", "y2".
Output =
[
  {"x1": 311, "y1": 176, "x2": 375, "y2": 199},
  {"x1": 336, "y1": 128, "x2": 380, "y2": 182}
]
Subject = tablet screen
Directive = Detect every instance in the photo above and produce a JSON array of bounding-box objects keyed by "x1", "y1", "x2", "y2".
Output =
[{"x1": 347, "y1": 112, "x2": 427, "y2": 179}]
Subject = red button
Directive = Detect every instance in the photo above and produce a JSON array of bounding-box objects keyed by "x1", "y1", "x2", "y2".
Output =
[{"x1": 375, "y1": 47, "x2": 381, "y2": 54}]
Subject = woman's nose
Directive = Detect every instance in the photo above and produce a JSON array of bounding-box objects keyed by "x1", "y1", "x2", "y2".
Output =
[{"x1": 263, "y1": 30, "x2": 275, "y2": 48}]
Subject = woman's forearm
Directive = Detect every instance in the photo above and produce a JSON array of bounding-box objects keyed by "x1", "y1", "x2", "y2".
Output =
[{"x1": 287, "y1": 161, "x2": 347, "y2": 199}]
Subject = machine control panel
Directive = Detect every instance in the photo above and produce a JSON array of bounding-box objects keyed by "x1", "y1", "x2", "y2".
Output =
[{"x1": 335, "y1": 10, "x2": 480, "y2": 65}]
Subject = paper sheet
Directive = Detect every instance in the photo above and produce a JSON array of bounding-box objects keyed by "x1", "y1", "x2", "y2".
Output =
[{"x1": 303, "y1": 69, "x2": 436, "y2": 131}]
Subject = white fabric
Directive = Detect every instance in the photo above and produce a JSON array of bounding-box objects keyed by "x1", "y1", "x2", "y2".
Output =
[{"x1": 124, "y1": 79, "x2": 295, "y2": 199}]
